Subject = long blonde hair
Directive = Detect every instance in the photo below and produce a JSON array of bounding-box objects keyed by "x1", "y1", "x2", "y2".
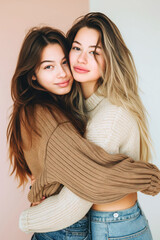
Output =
[{"x1": 67, "y1": 12, "x2": 152, "y2": 162}]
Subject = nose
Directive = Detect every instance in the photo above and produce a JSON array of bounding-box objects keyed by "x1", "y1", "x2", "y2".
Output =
[
  {"x1": 57, "y1": 65, "x2": 67, "y2": 78},
  {"x1": 77, "y1": 51, "x2": 87, "y2": 64}
]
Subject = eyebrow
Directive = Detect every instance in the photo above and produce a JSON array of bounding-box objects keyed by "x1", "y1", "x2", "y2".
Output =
[
  {"x1": 40, "y1": 56, "x2": 66, "y2": 65},
  {"x1": 73, "y1": 41, "x2": 102, "y2": 49},
  {"x1": 40, "y1": 60, "x2": 55, "y2": 64}
]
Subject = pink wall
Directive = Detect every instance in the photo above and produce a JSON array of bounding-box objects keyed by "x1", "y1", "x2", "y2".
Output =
[{"x1": 0, "y1": 1, "x2": 89, "y2": 239}]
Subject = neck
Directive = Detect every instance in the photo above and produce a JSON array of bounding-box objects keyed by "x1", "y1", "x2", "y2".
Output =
[{"x1": 80, "y1": 81, "x2": 97, "y2": 99}]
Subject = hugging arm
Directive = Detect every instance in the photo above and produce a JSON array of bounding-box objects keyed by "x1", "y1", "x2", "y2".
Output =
[
  {"x1": 20, "y1": 121, "x2": 160, "y2": 233},
  {"x1": 19, "y1": 186, "x2": 92, "y2": 233},
  {"x1": 29, "y1": 122, "x2": 160, "y2": 203}
]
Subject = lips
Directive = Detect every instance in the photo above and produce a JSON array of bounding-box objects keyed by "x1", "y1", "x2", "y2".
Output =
[
  {"x1": 56, "y1": 80, "x2": 70, "y2": 87},
  {"x1": 73, "y1": 66, "x2": 90, "y2": 74}
]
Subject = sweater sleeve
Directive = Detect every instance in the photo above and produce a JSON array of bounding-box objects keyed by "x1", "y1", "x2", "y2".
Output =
[
  {"x1": 28, "y1": 121, "x2": 160, "y2": 204},
  {"x1": 19, "y1": 186, "x2": 92, "y2": 233},
  {"x1": 19, "y1": 108, "x2": 142, "y2": 234}
]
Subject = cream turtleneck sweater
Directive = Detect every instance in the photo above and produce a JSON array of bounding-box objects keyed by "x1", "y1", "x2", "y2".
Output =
[
  {"x1": 84, "y1": 93, "x2": 140, "y2": 161},
  {"x1": 19, "y1": 94, "x2": 159, "y2": 233}
]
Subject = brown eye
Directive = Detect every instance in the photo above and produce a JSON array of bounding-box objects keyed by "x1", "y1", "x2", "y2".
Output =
[
  {"x1": 72, "y1": 46, "x2": 80, "y2": 51},
  {"x1": 90, "y1": 51, "x2": 99, "y2": 55},
  {"x1": 44, "y1": 65, "x2": 54, "y2": 70}
]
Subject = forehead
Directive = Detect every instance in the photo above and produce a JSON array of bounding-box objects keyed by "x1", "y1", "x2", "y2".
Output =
[
  {"x1": 74, "y1": 27, "x2": 100, "y2": 45},
  {"x1": 41, "y1": 43, "x2": 65, "y2": 60}
]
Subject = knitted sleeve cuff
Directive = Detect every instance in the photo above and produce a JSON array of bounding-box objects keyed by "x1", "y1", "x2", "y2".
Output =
[
  {"x1": 142, "y1": 171, "x2": 160, "y2": 195},
  {"x1": 19, "y1": 186, "x2": 92, "y2": 233},
  {"x1": 19, "y1": 209, "x2": 30, "y2": 234}
]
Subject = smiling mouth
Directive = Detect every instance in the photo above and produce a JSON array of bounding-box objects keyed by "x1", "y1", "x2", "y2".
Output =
[
  {"x1": 74, "y1": 66, "x2": 90, "y2": 73},
  {"x1": 56, "y1": 80, "x2": 70, "y2": 87}
]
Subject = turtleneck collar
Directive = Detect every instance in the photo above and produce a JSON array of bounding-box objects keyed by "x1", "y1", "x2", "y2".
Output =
[{"x1": 84, "y1": 92, "x2": 104, "y2": 112}]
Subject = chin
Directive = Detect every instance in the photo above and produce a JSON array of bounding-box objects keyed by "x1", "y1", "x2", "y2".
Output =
[
  {"x1": 58, "y1": 87, "x2": 72, "y2": 95},
  {"x1": 72, "y1": 75, "x2": 88, "y2": 83},
  {"x1": 74, "y1": 79, "x2": 88, "y2": 83}
]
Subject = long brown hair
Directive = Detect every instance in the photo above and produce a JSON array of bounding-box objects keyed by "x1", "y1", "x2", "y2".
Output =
[
  {"x1": 67, "y1": 12, "x2": 152, "y2": 162},
  {"x1": 7, "y1": 26, "x2": 86, "y2": 187}
]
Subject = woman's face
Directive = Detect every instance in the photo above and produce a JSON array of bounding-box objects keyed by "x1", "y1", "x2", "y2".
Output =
[
  {"x1": 69, "y1": 27, "x2": 105, "y2": 86},
  {"x1": 33, "y1": 43, "x2": 73, "y2": 95}
]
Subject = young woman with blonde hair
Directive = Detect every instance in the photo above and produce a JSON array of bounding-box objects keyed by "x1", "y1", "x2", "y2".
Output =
[
  {"x1": 9, "y1": 22, "x2": 160, "y2": 239},
  {"x1": 67, "y1": 12, "x2": 154, "y2": 239}
]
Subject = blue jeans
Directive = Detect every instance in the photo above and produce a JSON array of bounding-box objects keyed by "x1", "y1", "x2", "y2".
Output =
[
  {"x1": 31, "y1": 215, "x2": 91, "y2": 240},
  {"x1": 90, "y1": 202, "x2": 153, "y2": 240}
]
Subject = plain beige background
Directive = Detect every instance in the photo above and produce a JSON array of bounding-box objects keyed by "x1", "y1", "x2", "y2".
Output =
[{"x1": 0, "y1": 1, "x2": 89, "y2": 239}]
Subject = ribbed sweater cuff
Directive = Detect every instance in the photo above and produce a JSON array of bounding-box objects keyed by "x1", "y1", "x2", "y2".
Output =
[
  {"x1": 142, "y1": 171, "x2": 160, "y2": 195},
  {"x1": 19, "y1": 209, "x2": 30, "y2": 234},
  {"x1": 19, "y1": 187, "x2": 92, "y2": 233}
]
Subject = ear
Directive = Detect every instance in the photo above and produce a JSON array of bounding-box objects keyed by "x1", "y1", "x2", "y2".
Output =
[{"x1": 32, "y1": 74, "x2": 36, "y2": 81}]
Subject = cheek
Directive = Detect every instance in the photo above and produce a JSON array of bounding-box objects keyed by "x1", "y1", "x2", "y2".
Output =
[
  {"x1": 96, "y1": 58, "x2": 106, "y2": 74},
  {"x1": 65, "y1": 66, "x2": 72, "y2": 77},
  {"x1": 69, "y1": 52, "x2": 76, "y2": 65},
  {"x1": 92, "y1": 60, "x2": 101, "y2": 72},
  {"x1": 101, "y1": 59, "x2": 106, "y2": 72}
]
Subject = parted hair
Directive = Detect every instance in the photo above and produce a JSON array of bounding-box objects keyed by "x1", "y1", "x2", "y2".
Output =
[
  {"x1": 67, "y1": 12, "x2": 152, "y2": 162},
  {"x1": 7, "y1": 26, "x2": 86, "y2": 187}
]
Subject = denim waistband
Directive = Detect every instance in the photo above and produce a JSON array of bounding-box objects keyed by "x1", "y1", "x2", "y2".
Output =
[{"x1": 90, "y1": 201, "x2": 141, "y2": 223}]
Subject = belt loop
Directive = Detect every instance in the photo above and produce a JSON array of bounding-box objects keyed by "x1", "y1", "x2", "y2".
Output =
[{"x1": 137, "y1": 201, "x2": 144, "y2": 216}]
